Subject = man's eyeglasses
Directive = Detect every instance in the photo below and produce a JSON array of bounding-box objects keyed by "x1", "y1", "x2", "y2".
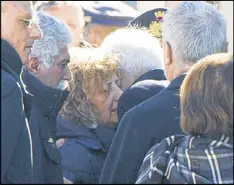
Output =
[
  {"x1": 17, "y1": 17, "x2": 35, "y2": 28},
  {"x1": 17, "y1": 14, "x2": 39, "y2": 28}
]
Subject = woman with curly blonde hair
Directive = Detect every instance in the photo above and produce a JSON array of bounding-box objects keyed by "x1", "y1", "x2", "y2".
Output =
[{"x1": 56, "y1": 54, "x2": 122, "y2": 184}]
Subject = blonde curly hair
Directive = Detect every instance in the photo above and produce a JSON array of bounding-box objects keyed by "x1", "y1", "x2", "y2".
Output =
[{"x1": 60, "y1": 55, "x2": 121, "y2": 128}]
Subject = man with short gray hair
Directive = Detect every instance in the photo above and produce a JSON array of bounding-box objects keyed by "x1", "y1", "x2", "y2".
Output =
[
  {"x1": 162, "y1": 1, "x2": 227, "y2": 81},
  {"x1": 21, "y1": 11, "x2": 72, "y2": 183},
  {"x1": 99, "y1": 2, "x2": 228, "y2": 184}
]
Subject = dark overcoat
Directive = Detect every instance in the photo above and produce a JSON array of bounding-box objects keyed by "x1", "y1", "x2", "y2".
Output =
[
  {"x1": 21, "y1": 68, "x2": 69, "y2": 183},
  {"x1": 56, "y1": 117, "x2": 116, "y2": 184},
  {"x1": 1, "y1": 39, "x2": 33, "y2": 183},
  {"x1": 1, "y1": 39, "x2": 68, "y2": 183}
]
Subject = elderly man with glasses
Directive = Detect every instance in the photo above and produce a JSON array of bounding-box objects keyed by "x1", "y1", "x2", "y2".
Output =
[
  {"x1": 1, "y1": 1, "x2": 41, "y2": 184},
  {"x1": 1, "y1": 1, "x2": 71, "y2": 184}
]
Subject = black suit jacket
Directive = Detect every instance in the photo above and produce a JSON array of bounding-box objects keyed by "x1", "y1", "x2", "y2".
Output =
[{"x1": 99, "y1": 74, "x2": 186, "y2": 184}]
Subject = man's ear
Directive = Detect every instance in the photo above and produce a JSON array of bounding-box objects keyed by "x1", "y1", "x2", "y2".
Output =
[
  {"x1": 164, "y1": 42, "x2": 172, "y2": 65},
  {"x1": 26, "y1": 57, "x2": 40, "y2": 77}
]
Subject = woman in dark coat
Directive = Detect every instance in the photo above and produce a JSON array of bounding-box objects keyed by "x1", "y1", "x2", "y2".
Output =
[{"x1": 56, "y1": 55, "x2": 122, "y2": 184}]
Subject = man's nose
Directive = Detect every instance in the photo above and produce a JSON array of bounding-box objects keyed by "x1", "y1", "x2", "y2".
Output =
[
  {"x1": 28, "y1": 23, "x2": 43, "y2": 40},
  {"x1": 64, "y1": 67, "x2": 72, "y2": 81}
]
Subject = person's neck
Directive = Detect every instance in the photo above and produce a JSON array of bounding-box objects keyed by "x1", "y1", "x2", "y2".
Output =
[
  {"x1": 171, "y1": 64, "x2": 189, "y2": 81},
  {"x1": 173, "y1": 68, "x2": 188, "y2": 80}
]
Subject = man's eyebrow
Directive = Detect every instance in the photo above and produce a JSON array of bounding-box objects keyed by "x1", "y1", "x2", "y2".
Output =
[
  {"x1": 60, "y1": 57, "x2": 70, "y2": 64},
  {"x1": 19, "y1": 13, "x2": 32, "y2": 20},
  {"x1": 67, "y1": 20, "x2": 78, "y2": 25}
]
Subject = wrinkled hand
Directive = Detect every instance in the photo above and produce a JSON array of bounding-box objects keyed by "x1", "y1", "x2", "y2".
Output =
[{"x1": 56, "y1": 138, "x2": 65, "y2": 148}]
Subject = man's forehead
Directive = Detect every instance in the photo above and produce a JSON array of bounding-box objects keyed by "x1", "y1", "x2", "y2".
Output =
[
  {"x1": 46, "y1": 4, "x2": 82, "y2": 23},
  {"x1": 13, "y1": 1, "x2": 34, "y2": 17},
  {"x1": 56, "y1": 47, "x2": 70, "y2": 63}
]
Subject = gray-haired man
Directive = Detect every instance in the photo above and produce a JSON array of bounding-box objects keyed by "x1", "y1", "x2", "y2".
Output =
[
  {"x1": 99, "y1": 1, "x2": 228, "y2": 184},
  {"x1": 21, "y1": 11, "x2": 72, "y2": 183}
]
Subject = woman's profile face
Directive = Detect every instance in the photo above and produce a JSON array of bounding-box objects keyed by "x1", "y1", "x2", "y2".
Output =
[{"x1": 91, "y1": 73, "x2": 123, "y2": 124}]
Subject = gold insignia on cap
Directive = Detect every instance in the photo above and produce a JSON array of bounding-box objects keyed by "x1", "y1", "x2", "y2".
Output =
[
  {"x1": 149, "y1": 21, "x2": 163, "y2": 47},
  {"x1": 149, "y1": 21, "x2": 162, "y2": 39},
  {"x1": 154, "y1": 11, "x2": 166, "y2": 18},
  {"x1": 149, "y1": 10, "x2": 166, "y2": 47}
]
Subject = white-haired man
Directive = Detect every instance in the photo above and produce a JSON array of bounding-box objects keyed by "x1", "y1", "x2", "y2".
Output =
[
  {"x1": 26, "y1": 11, "x2": 72, "y2": 90},
  {"x1": 100, "y1": 27, "x2": 168, "y2": 122},
  {"x1": 99, "y1": 2, "x2": 228, "y2": 184},
  {"x1": 20, "y1": 11, "x2": 72, "y2": 183},
  {"x1": 101, "y1": 27, "x2": 165, "y2": 90}
]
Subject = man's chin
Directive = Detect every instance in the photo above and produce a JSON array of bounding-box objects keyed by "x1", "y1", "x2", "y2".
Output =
[
  {"x1": 22, "y1": 53, "x2": 30, "y2": 65},
  {"x1": 59, "y1": 86, "x2": 69, "y2": 91},
  {"x1": 56, "y1": 81, "x2": 69, "y2": 91}
]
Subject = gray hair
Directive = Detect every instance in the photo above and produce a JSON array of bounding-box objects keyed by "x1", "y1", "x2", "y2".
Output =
[
  {"x1": 100, "y1": 27, "x2": 163, "y2": 90},
  {"x1": 30, "y1": 11, "x2": 72, "y2": 68},
  {"x1": 162, "y1": 1, "x2": 228, "y2": 67}
]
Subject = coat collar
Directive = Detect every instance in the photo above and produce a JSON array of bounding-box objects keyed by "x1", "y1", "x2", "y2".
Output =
[
  {"x1": 91, "y1": 124, "x2": 117, "y2": 151},
  {"x1": 1, "y1": 39, "x2": 23, "y2": 76},
  {"x1": 1, "y1": 39, "x2": 34, "y2": 119},
  {"x1": 56, "y1": 117, "x2": 96, "y2": 139},
  {"x1": 133, "y1": 68, "x2": 166, "y2": 84},
  {"x1": 56, "y1": 117, "x2": 116, "y2": 152},
  {"x1": 166, "y1": 73, "x2": 187, "y2": 91},
  {"x1": 21, "y1": 67, "x2": 69, "y2": 118}
]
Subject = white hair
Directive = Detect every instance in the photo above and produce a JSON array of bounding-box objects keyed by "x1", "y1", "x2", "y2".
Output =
[
  {"x1": 30, "y1": 11, "x2": 72, "y2": 68},
  {"x1": 162, "y1": 1, "x2": 228, "y2": 67},
  {"x1": 100, "y1": 27, "x2": 163, "y2": 89}
]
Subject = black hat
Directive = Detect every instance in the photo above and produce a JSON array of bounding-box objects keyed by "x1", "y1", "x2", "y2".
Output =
[
  {"x1": 129, "y1": 8, "x2": 167, "y2": 42},
  {"x1": 80, "y1": 1, "x2": 139, "y2": 27}
]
